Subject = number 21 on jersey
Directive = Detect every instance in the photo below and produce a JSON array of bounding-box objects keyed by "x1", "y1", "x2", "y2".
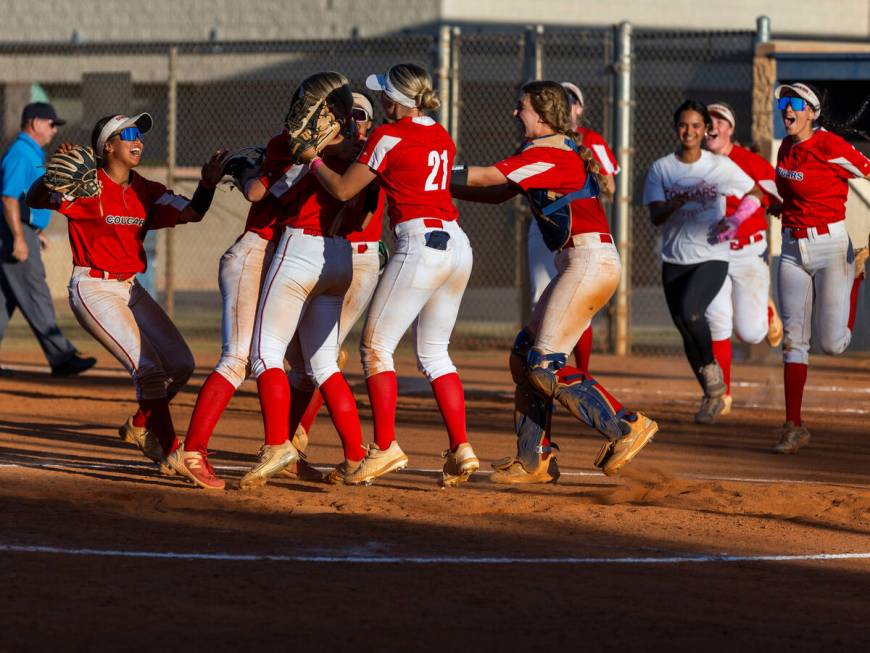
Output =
[{"x1": 425, "y1": 150, "x2": 449, "y2": 191}]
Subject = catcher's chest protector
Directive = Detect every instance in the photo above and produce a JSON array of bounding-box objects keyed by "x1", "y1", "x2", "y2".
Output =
[{"x1": 522, "y1": 134, "x2": 600, "y2": 251}]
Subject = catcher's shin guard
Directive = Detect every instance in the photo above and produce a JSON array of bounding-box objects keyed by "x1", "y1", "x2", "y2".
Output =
[
  {"x1": 510, "y1": 334, "x2": 555, "y2": 472},
  {"x1": 527, "y1": 347, "x2": 630, "y2": 441}
]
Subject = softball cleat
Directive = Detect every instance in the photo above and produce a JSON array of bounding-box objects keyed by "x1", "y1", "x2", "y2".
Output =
[
  {"x1": 119, "y1": 416, "x2": 174, "y2": 476},
  {"x1": 343, "y1": 441, "x2": 408, "y2": 486},
  {"x1": 167, "y1": 447, "x2": 225, "y2": 490},
  {"x1": 239, "y1": 440, "x2": 299, "y2": 490},
  {"x1": 772, "y1": 421, "x2": 811, "y2": 454},
  {"x1": 440, "y1": 442, "x2": 480, "y2": 487},
  {"x1": 694, "y1": 394, "x2": 729, "y2": 424},
  {"x1": 594, "y1": 413, "x2": 658, "y2": 476},
  {"x1": 489, "y1": 455, "x2": 560, "y2": 484},
  {"x1": 325, "y1": 458, "x2": 363, "y2": 485}
]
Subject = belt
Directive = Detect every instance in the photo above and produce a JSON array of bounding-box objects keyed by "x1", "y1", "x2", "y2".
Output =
[
  {"x1": 88, "y1": 268, "x2": 135, "y2": 281},
  {"x1": 356, "y1": 243, "x2": 369, "y2": 253},
  {"x1": 730, "y1": 231, "x2": 765, "y2": 250},
  {"x1": 786, "y1": 224, "x2": 830, "y2": 239},
  {"x1": 562, "y1": 232, "x2": 614, "y2": 249},
  {"x1": 300, "y1": 228, "x2": 324, "y2": 237},
  {"x1": 423, "y1": 218, "x2": 443, "y2": 229}
]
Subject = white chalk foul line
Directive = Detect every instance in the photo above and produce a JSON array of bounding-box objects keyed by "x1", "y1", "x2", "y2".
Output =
[
  {"x1": 1, "y1": 543, "x2": 869, "y2": 565},
  {"x1": 1, "y1": 459, "x2": 868, "y2": 489}
]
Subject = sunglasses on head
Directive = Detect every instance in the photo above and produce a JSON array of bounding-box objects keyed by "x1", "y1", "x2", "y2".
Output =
[
  {"x1": 351, "y1": 107, "x2": 371, "y2": 123},
  {"x1": 777, "y1": 97, "x2": 809, "y2": 112},
  {"x1": 115, "y1": 126, "x2": 142, "y2": 141}
]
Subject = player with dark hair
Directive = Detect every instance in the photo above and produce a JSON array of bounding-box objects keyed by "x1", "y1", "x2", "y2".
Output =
[
  {"x1": 769, "y1": 83, "x2": 870, "y2": 453},
  {"x1": 643, "y1": 100, "x2": 765, "y2": 415},
  {"x1": 27, "y1": 112, "x2": 227, "y2": 471}
]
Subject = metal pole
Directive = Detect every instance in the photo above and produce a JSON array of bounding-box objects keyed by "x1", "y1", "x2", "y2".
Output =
[
  {"x1": 165, "y1": 45, "x2": 178, "y2": 318},
  {"x1": 612, "y1": 21, "x2": 633, "y2": 356},
  {"x1": 437, "y1": 25, "x2": 451, "y2": 129},
  {"x1": 755, "y1": 15, "x2": 771, "y2": 45},
  {"x1": 523, "y1": 24, "x2": 544, "y2": 80},
  {"x1": 449, "y1": 26, "x2": 461, "y2": 155}
]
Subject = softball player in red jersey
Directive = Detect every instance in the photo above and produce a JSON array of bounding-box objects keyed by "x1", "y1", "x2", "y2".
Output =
[
  {"x1": 453, "y1": 81, "x2": 657, "y2": 482},
  {"x1": 168, "y1": 136, "x2": 314, "y2": 489},
  {"x1": 701, "y1": 101, "x2": 784, "y2": 423},
  {"x1": 26, "y1": 113, "x2": 227, "y2": 471},
  {"x1": 240, "y1": 71, "x2": 372, "y2": 489},
  {"x1": 291, "y1": 93, "x2": 385, "y2": 467},
  {"x1": 526, "y1": 82, "x2": 620, "y2": 372},
  {"x1": 310, "y1": 63, "x2": 479, "y2": 488},
  {"x1": 770, "y1": 83, "x2": 870, "y2": 454}
]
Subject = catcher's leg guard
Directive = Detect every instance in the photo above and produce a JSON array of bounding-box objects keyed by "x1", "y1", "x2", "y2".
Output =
[
  {"x1": 505, "y1": 332, "x2": 555, "y2": 473},
  {"x1": 526, "y1": 345, "x2": 631, "y2": 440}
]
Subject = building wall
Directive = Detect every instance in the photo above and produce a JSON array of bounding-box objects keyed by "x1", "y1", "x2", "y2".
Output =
[{"x1": 0, "y1": 0, "x2": 867, "y2": 42}]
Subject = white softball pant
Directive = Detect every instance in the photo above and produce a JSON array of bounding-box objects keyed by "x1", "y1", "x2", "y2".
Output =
[
  {"x1": 361, "y1": 218, "x2": 472, "y2": 382},
  {"x1": 528, "y1": 219, "x2": 557, "y2": 308},
  {"x1": 250, "y1": 228, "x2": 352, "y2": 385},
  {"x1": 68, "y1": 267, "x2": 194, "y2": 401},
  {"x1": 705, "y1": 236, "x2": 770, "y2": 344},
  {"x1": 214, "y1": 231, "x2": 274, "y2": 388},
  {"x1": 778, "y1": 220, "x2": 855, "y2": 365},
  {"x1": 528, "y1": 235, "x2": 620, "y2": 356}
]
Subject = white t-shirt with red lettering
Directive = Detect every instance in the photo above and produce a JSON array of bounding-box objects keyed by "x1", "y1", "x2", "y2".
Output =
[
  {"x1": 51, "y1": 169, "x2": 191, "y2": 275},
  {"x1": 643, "y1": 150, "x2": 755, "y2": 264},
  {"x1": 775, "y1": 129, "x2": 870, "y2": 229},
  {"x1": 357, "y1": 115, "x2": 458, "y2": 227}
]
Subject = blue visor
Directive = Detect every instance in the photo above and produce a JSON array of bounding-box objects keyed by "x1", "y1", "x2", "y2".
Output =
[{"x1": 777, "y1": 97, "x2": 807, "y2": 112}]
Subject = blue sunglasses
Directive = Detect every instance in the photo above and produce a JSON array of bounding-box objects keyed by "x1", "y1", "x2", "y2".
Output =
[
  {"x1": 777, "y1": 97, "x2": 808, "y2": 112},
  {"x1": 116, "y1": 126, "x2": 142, "y2": 141}
]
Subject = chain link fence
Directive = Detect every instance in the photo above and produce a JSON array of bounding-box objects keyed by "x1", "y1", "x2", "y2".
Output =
[{"x1": 0, "y1": 26, "x2": 783, "y2": 359}]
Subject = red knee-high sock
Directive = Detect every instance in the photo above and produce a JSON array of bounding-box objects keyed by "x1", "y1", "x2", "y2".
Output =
[
  {"x1": 573, "y1": 326, "x2": 593, "y2": 372},
  {"x1": 299, "y1": 389, "x2": 325, "y2": 435},
  {"x1": 848, "y1": 274, "x2": 864, "y2": 331},
  {"x1": 257, "y1": 368, "x2": 290, "y2": 445},
  {"x1": 366, "y1": 371, "x2": 397, "y2": 450},
  {"x1": 139, "y1": 397, "x2": 178, "y2": 455},
  {"x1": 430, "y1": 372, "x2": 468, "y2": 450},
  {"x1": 288, "y1": 386, "x2": 315, "y2": 440},
  {"x1": 711, "y1": 339, "x2": 732, "y2": 395},
  {"x1": 784, "y1": 362, "x2": 808, "y2": 427},
  {"x1": 320, "y1": 373, "x2": 365, "y2": 461},
  {"x1": 132, "y1": 407, "x2": 147, "y2": 428},
  {"x1": 183, "y1": 372, "x2": 236, "y2": 453}
]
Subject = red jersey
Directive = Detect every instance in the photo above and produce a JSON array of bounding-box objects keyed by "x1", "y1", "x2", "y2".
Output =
[
  {"x1": 578, "y1": 127, "x2": 619, "y2": 176},
  {"x1": 495, "y1": 134, "x2": 610, "y2": 235},
  {"x1": 51, "y1": 169, "x2": 190, "y2": 275},
  {"x1": 725, "y1": 144, "x2": 780, "y2": 239},
  {"x1": 241, "y1": 133, "x2": 308, "y2": 241},
  {"x1": 278, "y1": 153, "x2": 355, "y2": 234},
  {"x1": 344, "y1": 183, "x2": 385, "y2": 243},
  {"x1": 776, "y1": 129, "x2": 870, "y2": 229},
  {"x1": 357, "y1": 116, "x2": 458, "y2": 227}
]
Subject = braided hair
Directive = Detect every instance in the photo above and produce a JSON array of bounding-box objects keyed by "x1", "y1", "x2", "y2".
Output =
[
  {"x1": 805, "y1": 83, "x2": 870, "y2": 141},
  {"x1": 521, "y1": 80, "x2": 609, "y2": 195}
]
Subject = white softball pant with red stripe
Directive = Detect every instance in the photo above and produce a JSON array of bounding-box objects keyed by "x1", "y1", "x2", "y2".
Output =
[
  {"x1": 213, "y1": 231, "x2": 274, "y2": 388},
  {"x1": 361, "y1": 218, "x2": 472, "y2": 382},
  {"x1": 528, "y1": 220, "x2": 558, "y2": 308},
  {"x1": 778, "y1": 220, "x2": 855, "y2": 364},
  {"x1": 68, "y1": 267, "x2": 194, "y2": 400},
  {"x1": 528, "y1": 236, "x2": 620, "y2": 356},
  {"x1": 705, "y1": 236, "x2": 770, "y2": 344},
  {"x1": 250, "y1": 228, "x2": 352, "y2": 384}
]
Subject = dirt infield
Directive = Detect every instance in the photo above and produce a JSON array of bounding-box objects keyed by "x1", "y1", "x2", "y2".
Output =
[{"x1": 1, "y1": 347, "x2": 869, "y2": 651}]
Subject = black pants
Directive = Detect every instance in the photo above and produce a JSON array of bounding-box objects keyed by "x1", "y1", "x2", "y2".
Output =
[
  {"x1": 0, "y1": 223, "x2": 77, "y2": 368},
  {"x1": 662, "y1": 260, "x2": 728, "y2": 388}
]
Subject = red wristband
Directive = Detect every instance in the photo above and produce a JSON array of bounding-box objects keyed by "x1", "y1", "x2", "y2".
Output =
[{"x1": 310, "y1": 157, "x2": 324, "y2": 172}]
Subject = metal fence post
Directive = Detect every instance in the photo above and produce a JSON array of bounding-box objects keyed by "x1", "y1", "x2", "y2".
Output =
[
  {"x1": 437, "y1": 25, "x2": 451, "y2": 129},
  {"x1": 612, "y1": 21, "x2": 633, "y2": 356},
  {"x1": 449, "y1": 26, "x2": 461, "y2": 154},
  {"x1": 516, "y1": 25, "x2": 543, "y2": 325},
  {"x1": 165, "y1": 45, "x2": 178, "y2": 318}
]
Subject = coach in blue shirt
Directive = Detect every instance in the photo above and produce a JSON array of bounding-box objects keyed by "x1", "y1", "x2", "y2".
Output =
[{"x1": 0, "y1": 102, "x2": 95, "y2": 376}]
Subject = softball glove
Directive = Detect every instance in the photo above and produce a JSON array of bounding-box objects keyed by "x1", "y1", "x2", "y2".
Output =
[
  {"x1": 43, "y1": 146, "x2": 101, "y2": 198},
  {"x1": 284, "y1": 92, "x2": 341, "y2": 164}
]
